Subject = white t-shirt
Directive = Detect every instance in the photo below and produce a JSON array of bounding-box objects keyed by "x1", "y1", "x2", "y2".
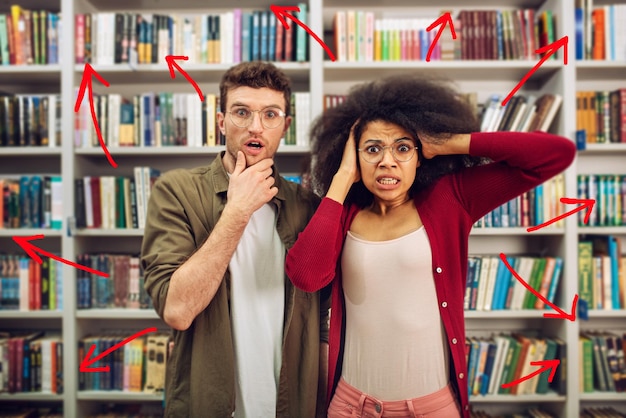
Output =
[{"x1": 229, "y1": 203, "x2": 285, "y2": 417}]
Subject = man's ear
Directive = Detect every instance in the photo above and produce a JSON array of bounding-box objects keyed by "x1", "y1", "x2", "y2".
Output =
[
  {"x1": 217, "y1": 112, "x2": 226, "y2": 136},
  {"x1": 282, "y1": 115, "x2": 293, "y2": 137}
]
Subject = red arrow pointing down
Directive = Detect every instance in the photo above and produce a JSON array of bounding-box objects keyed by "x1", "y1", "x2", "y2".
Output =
[
  {"x1": 499, "y1": 253, "x2": 578, "y2": 321},
  {"x1": 80, "y1": 327, "x2": 158, "y2": 372}
]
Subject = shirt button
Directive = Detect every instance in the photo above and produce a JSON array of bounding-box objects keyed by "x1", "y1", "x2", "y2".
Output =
[
  {"x1": 459, "y1": 372, "x2": 464, "y2": 379},
  {"x1": 375, "y1": 403, "x2": 381, "y2": 413},
  {"x1": 452, "y1": 338, "x2": 458, "y2": 344},
  {"x1": 436, "y1": 267, "x2": 443, "y2": 273},
  {"x1": 441, "y1": 301, "x2": 448, "y2": 308}
]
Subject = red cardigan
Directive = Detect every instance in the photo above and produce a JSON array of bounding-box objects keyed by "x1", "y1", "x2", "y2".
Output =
[{"x1": 286, "y1": 131, "x2": 576, "y2": 417}]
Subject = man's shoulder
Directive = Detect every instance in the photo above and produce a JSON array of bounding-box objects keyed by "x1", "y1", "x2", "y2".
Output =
[{"x1": 158, "y1": 165, "x2": 212, "y2": 185}]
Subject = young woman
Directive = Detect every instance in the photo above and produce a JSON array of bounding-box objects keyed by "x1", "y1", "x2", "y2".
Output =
[{"x1": 286, "y1": 74, "x2": 575, "y2": 418}]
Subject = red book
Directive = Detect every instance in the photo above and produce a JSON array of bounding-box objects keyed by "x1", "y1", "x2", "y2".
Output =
[{"x1": 90, "y1": 177, "x2": 102, "y2": 228}]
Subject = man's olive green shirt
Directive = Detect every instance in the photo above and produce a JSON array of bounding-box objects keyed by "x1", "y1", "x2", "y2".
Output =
[{"x1": 141, "y1": 153, "x2": 328, "y2": 417}]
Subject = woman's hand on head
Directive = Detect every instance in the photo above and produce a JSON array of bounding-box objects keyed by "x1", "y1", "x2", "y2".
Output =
[
  {"x1": 418, "y1": 132, "x2": 471, "y2": 158},
  {"x1": 337, "y1": 123, "x2": 361, "y2": 184}
]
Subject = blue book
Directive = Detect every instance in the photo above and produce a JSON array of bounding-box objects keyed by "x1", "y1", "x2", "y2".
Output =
[
  {"x1": 251, "y1": 11, "x2": 261, "y2": 60},
  {"x1": 268, "y1": 12, "x2": 276, "y2": 61},
  {"x1": 575, "y1": 7, "x2": 584, "y2": 60},
  {"x1": 546, "y1": 257, "x2": 563, "y2": 305},
  {"x1": 241, "y1": 12, "x2": 252, "y2": 62},
  {"x1": 260, "y1": 11, "x2": 269, "y2": 61}
]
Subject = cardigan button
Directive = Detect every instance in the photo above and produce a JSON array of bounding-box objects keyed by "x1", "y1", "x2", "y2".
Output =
[
  {"x1": 436, "y1": 267, "x2": 443, "y2": 273},
  {"x1": 452, "y1": 338, "x2": 458, "y2": 344},
  {"x1": 441, "y1": 301, "x2": 448, "y2": 308},
  {"x1": 459, "y1": 372, "x2": 465, "y2": 379}
]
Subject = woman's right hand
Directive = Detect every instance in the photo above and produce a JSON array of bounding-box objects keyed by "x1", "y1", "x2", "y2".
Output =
[
  {"x1": 337, "y1": 123, "x2": 361, "y2": 184},
  {"x1": 326, "y1": 123, "x2": 361, "y2": 203}
]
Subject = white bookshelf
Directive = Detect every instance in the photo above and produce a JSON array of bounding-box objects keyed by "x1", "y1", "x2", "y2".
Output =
[{"x1": 1, "y1": 0, "x2": 625, "y2": 416}]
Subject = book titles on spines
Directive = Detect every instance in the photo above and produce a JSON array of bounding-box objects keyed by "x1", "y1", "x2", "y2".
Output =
[
  {"x1": 1, "y1": 175, "x2": 62, "y2": 230},
  {"x1": 78, "y1": 332, "x2": 169, "y2": 394},
  {"x1": 332, "y1": 8, "x2": 558, "y2": 62},
  {"x1": 576, "y1": 88, "x2": 626, "y2": 149},
  {"x1": 579, "y1": 331, "x2": 626, "y2": 393},
  {"x1": 0, "y1": 94, "x2": 62, "y2": 147},
  {"x1": 0, "y1": 254, "x2": 63, "y2": 311},
  {"x1": 577, "y1": 174, "x2": 626, "y2": 227},
  {"x1": 575, "y1": 1, "x2": 626, "y2": 61},
  {"x1": 465, "y1": 332, "x2": 566, "y2": 397},
  {"x1": 75, "y1": 168, "x2": 160, "y2": 231},
  {"x1": 76, "y1": 253, "x2": 152, "y2": 311},
  {"x1": 0, "y1": 5, "x2": 61, "y2": 66},
  {"x1": 74, "y1": 91, "x2": 310, "y2": 149},
  {"x1": 465, "y1": 255, "x2": 563, "y2": 312},
  {"x1": 578, "y1": 235, "x2": 626, "y2": 311},
  {"x1": 0, "y1": 331, "x2": 63, "y2": 394},
  {"x1": 74, "y1": 4, "x2": 308, "y2": 65}
]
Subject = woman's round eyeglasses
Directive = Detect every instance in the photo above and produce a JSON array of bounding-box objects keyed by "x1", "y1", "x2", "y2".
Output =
[{"x1": 358, "y1": 140, "x2": 419, "y2": 163}]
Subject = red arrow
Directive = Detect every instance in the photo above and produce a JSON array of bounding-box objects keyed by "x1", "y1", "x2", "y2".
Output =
[
  {"x1": 13, "y1": 234, "x2": 109, "y2": 278},
  {"x1": 80, "y1": 327, "x2": 157, "y2": 372},
  {"x1": 501, "y1": 36, "x2": 568, "y2": 106},
  {"x1": 165, "y1": 55, "x2": 204, "y2": 101},
  {"x1": 425, "y1": 12, "x2": 457, "y2": 62},
  {"x1": 501, "y1": 359, "x2": 560, "y2": 389},
  {"x1": 74, "y1": 63, "x2": 116, "y2": 168},
  {"x1": 499, "y1": 253, "x2": 578, "y2": 321},
  {"x1": 527, "y1": 197, "x2": 595, "y2": 232},
  {"x1": 270, "y1": 5, "x2": 336, "y2": 61}
]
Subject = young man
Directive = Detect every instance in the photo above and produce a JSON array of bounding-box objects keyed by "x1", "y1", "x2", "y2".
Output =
[{"x1": 141, "y1": 61, "x2": 329, "y2": 417}]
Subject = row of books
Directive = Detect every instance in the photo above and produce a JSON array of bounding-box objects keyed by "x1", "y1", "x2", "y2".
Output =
[
  {"x1": 0, "y1": 175, "x2": 63, "y2": 230},
  {"x1": 0, "y1": 331, "x2": 63, "y2": 394},
  {"x1": 580, "y1": 331, "x2": 626, "y2": 393},
  {"x1": 465, "y1": 333, "x2": 566, "y2": 397},
  {"x1": 478, "y1": 93, "x2": 563, "y2": 134},
  {"x1": 578, "y1": 235, "x2": 626, "y2": 311},
  {"x1": 74, "y1": 6, "x2": 308, "y2": 65},
  {"x1": 576, "y1": 89, "x2": 626, "y2": 146},
  {"x1": 580, "y1": 408, "x2": 626, "y2": 418},
  {"x1": 464, "y1": 255, "x2": 563, "y2": 312},
  {"x1": 0, "y1": 254, "x2": 63, "y2": 311},
  {"x1": 78, "y1": 332, "x2": 169, "y2": 393},
  {"x1": 0, "y1": 94, "x2": 62, "y2": 148},
  {"x1": 577, "y1": 174, "x2": 626, "y2": 227},
  {"x1": 333, "y1": 8, "x2": 557, "y2": 62},
  {"x1": 73, "y1": 91, "x2": 310, "y2": 149},
  {"x1": 76, "y1": 253, "x2": 152, "y2": 311},
  {"x1": 75, "y1": 168, "x2": 161, "y2": 231},
  {"x1": 575, "y1": 1, "x2": 626, "y2": 61},
  {"x1": 470, "y1": 410, "x2": 556, "y2": 418},
  {"x1": 0, "y1": 6, "x2": 61, "y2": 66},
  {"x1": 473, "y1": 174, "x2": 566, "y2": 229}
]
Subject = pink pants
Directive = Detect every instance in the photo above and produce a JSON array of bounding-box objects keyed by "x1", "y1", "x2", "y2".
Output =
[{"x1": 328, "y1": 378, "x2": 462, "y2": 418}]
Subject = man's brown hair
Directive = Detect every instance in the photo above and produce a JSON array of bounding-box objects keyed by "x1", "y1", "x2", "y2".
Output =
[{"x1": 219, "y1": 62, "x2": 292, "y2": 115}]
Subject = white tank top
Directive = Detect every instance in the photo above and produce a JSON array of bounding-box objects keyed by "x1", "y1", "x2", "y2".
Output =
[{"x1": 340, "y1": 227, "x2": 450, "y2": 400}]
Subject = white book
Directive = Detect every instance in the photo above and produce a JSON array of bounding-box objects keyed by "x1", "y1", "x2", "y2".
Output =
[
  {"x1": 334, "y1": 11, "x2": 347, "y2": 62},
  {"x1": 475, "y1": 256, "x2": 493, "y2": 311},
  {"x1": 538, "y1": 94, "x2": 563, "y2": 132},
  {"x1": 488, "y1": 335, "x2": 510, "y2": 394},
  {"x1": 19, "y1": 258, "x2": 30, "y2": 311},
  {"x1": 511, "y1": 257, "x2": 535, "y2": 310},
  {"x1": 134, "y1": 167, "x2": 145, "y2": 229}
]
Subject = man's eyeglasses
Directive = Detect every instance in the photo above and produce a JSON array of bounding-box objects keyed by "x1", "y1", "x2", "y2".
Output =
[
  {"x1": 227, "y1": 107, "x2": 286, "y2": 129},
  {"x1": 358, "y1": 140, "x2": 419, "y2": 163}
]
